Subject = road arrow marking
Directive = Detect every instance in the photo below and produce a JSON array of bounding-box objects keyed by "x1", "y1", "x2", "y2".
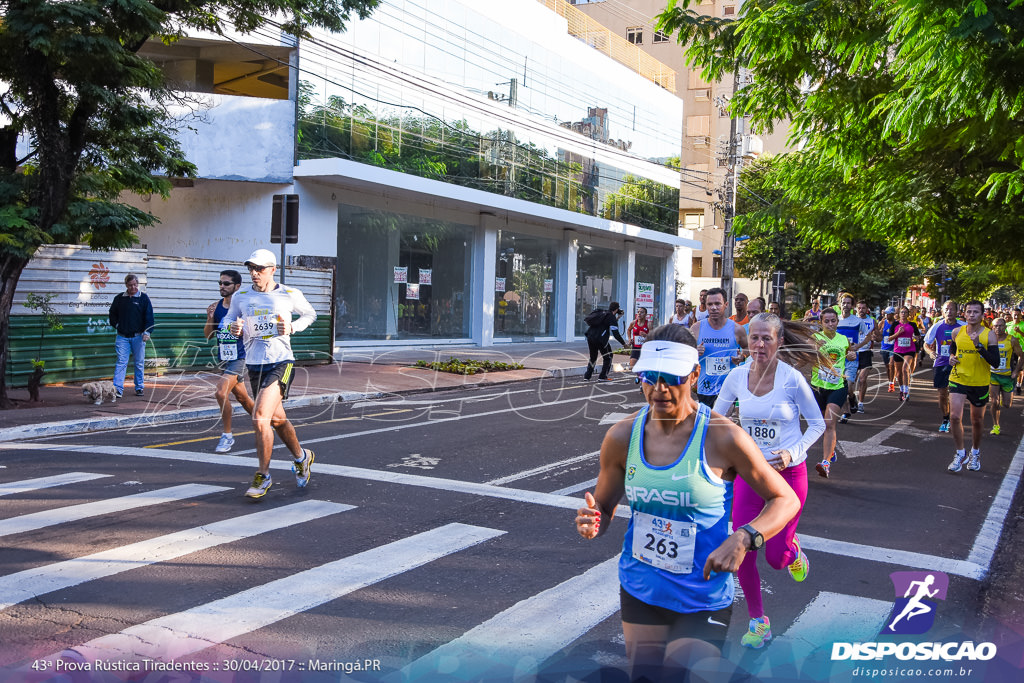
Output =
[{"x1": 839, "y1": 419, "x2": 939, "y2": 459}]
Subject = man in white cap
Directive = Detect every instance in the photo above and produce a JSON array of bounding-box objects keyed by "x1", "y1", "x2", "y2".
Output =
[{"x1": 220, "y1": 248, "x2": 318, "y2": 498}]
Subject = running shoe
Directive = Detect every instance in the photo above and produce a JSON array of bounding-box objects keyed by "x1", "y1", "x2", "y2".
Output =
[
  {"x1": 740, "y1": 615, "x2": 772, "y2": 649},
  {"x1": 991, "y1": 425, "x2": 1001, "y2": 436},
  {"x1": 967, "y1": 451, "x2": 981, "y2": 471},
  {"x1": 899, "y1": 391, "x2": 908, "y2": 402},
  {"x1": 215, "y1": 434, "x2": 235, "y2": 453},
  {"x1": 816, "y1": 459, "x2": 831, "y2": 478},
  {"x1": 114, "y1": 388, "x2": 123, "y2": 398},
  {"x1": 938, "y1": 421, "x2": 950, "y2": 433},
  {"x1": 857, "y1": 402, "x2": 865, "y2": 414},
  {"x1": 245, "y1": 472, "x2": 272, "y2": 498},
  {"x1": 839, "y1": 413, "x2": 850, "y2": 424},
  {"x1": 888, "y1": 382, "x2": 895, "y2": 392},
  {"x1": 293, "y1": 448, "x2": 315, "y2": 487},
  {"x1": 135, "y1": 389, "x2": 144, "y2": 396},
  {"x1": 947, "y1": 452, "x2": 967, "y2": 473},
  {"x1": 788, "y1": 537, "x2": 809, "y2": 582}
]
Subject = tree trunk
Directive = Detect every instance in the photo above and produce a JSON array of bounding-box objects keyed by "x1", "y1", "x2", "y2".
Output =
[
  {"x1": 27, "y1": 366, "x2": 44, "y2": 402},
  {"x1": 0, "y1": 254, "x2": 30, "y2": 409}
]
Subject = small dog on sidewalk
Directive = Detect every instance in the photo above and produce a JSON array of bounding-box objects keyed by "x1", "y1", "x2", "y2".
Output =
[{"x1": 82, "y1": 381, "x2": 118, "y2": 405}]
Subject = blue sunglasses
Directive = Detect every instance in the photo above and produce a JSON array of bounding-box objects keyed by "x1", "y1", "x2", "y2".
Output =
[{"x1": 635, "y1": 371, "x2": 689, "y2": 387}]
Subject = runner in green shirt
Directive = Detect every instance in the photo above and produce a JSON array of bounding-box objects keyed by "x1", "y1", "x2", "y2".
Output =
[{"x1": 811, "y1": 308, "x2": 858, "y2": 478}]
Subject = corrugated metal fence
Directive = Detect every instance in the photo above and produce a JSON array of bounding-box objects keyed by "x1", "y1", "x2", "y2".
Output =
[{"x1": 7, "y1": 245, "x2": 334, "y2": 387}]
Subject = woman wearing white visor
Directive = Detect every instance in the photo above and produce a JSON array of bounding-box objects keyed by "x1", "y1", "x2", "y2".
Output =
[
  {"x1": 713, "y1": 313, "x2": 825, "y2": 650},
  {"x1": 575, "y1": 324, "x2": 799, "y2": 682}
]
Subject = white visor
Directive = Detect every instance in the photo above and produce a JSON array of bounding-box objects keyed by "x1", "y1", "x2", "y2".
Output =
[{"x1": 633, "y1": 341, "x2": 700, "y2": 377}]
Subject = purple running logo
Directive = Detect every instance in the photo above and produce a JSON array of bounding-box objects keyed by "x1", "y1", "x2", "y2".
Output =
[{"x1": 883, "y1": 571, "x2": 949, "y2": 635}]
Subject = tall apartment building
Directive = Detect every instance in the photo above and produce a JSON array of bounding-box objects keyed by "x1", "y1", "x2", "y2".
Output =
[
  {"x1": 104, "y1": 0, "x2": 698, "y2": 349},
  {"x1": 570, "y1": 0, "x2": 792, "y2": 302}
]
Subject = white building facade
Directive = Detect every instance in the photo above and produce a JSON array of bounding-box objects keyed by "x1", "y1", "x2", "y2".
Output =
[{"x1": 126, "y1": 0, "x2": 699, "y2": 348}]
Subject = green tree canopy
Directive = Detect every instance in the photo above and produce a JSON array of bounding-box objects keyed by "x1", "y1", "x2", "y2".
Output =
[
  {"x1": 657, "y1": 0, "x2": 1024, "y2": 279},
  {"x1": 0, "y1": 0, "x2": 380, "y2": 406}
]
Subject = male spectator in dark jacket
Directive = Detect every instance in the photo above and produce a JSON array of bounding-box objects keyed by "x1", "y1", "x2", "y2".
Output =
[
  {"x1": 108, "y1": 273, "x2": 155, "y2": 397},
  {"x1": 582, "y1": 301, "x2": 627, "y2": 381}
]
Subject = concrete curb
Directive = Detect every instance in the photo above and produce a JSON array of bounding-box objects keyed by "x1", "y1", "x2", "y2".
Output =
[{"x1": 0, "y1": 365, "x2": 600, "y2": 441}]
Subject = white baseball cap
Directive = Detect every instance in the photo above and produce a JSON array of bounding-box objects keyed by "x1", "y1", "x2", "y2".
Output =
[
  {"x1": 244, "y1": 248, "x2": 277, "y2": 268},
  {"x1": 632, "y1": 341, "x2": 700, "y2": 377}
]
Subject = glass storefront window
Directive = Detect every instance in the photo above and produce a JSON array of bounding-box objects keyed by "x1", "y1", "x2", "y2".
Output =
[
  {"x1": 635, "y1": 254, "x2": 664, "y2": 325},
  {"x1": 336, "y1": 204, "x2": 473, "y2": 340},
  {"x1": 576, "y1": 245, "x2": 616, "y2": 336},
  {"x1": 494, "y1": 231, "x2": 557, "y2": 340}
]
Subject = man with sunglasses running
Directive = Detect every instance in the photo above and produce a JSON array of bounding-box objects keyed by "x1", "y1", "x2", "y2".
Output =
[
  {"x1": 221, "y1": 249, "x2": 317, "y2": 498},
  {"x1": 204, "y1": 269, "x2": 255, "y2": 453}
]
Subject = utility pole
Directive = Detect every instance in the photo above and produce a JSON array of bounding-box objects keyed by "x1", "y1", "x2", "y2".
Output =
[{"x1": 719, "y1": 68, "x2": 743, "y2": 318}]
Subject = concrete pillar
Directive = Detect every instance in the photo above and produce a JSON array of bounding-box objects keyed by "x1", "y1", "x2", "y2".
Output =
[
  {"x1": 472, "y1": 212, "x2": 499, "y2": 346},
  {"x1": 618, "y1": 246, "x2": 636, "y2": 318},
  {"x1": 557, "y1": 228, "x2": 579, "y2": 341}
]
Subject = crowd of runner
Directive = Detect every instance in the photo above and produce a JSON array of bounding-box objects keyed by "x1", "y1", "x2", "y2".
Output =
[{"x1": 576, "y1": 289, "x2": 1022, "y2": 680}]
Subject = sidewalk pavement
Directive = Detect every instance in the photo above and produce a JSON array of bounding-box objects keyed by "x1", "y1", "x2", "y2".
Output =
[{"x1": 0, "y1": 341, "x2": 626, "y2": 440}]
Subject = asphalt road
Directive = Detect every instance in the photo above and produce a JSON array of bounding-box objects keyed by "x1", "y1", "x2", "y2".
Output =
[{"x1": 1, "y1": 366, "x2": 1022, "y2": 682}]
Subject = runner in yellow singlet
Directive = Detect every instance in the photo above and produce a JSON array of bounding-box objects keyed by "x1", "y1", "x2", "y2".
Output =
[
  {"x1": 946, "y1": 300, "x2": 1002, "y2": 473},
  {"x1": 988, "y1": 318, "x2": 1023, "y2": 436}
]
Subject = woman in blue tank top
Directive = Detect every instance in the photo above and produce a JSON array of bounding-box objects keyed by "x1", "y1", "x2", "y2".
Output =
[{"x1": 574, "y1": 324, "x2": 799, "y2": 682}]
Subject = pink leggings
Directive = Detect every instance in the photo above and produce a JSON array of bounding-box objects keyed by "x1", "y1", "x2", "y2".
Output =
[{"x1": 732, "y1": 462, "x2": 808, "y2": 619}]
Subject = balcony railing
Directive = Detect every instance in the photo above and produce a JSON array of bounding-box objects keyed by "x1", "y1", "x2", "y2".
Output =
[{"x1": 537, "y1": 0, "x2": 677, "y2": 93}]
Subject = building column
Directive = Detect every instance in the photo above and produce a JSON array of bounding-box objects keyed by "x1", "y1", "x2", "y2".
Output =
[
  {"x1": 557, "y1": 228, "x2": 579, "y2": 341},
  {"x1": 472, "y1": 212, "x2": 499, "y2": 346},
  {"x1": 663, "y1": 251, "x2": 679, "y2": 325},
  {"x1": 618, "y1": 245, "x2": 636, "y2": 318}
]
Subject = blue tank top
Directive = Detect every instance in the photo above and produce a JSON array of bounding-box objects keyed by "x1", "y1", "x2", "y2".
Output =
[
  {"x1": 880, "y1": 320, "x2": 895, "y2": 352},
  {"x1": 214, "y1": 300, "x2": 246, "y2": 362},
  {"x1": 696, "y1": 319, "x2": 740, "y2": 396},
  {"x1": 619, "y1": 404, "x2": 734, "y2": 613},
  {"x1": 929, "y1": 320, "x2": 958, "y2": 368}
]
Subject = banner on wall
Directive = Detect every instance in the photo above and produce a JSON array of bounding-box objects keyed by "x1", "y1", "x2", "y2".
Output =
[
  {"x1": 419, "y1": 269, "x2": 432, "y2": 285},
  {"x1": 394, "y1": 266, "x2": 408, "y2": 284},
  {"x1": 495, "y1": 278, "x2": 506, "y2": 293},
  {"x1": 406, "y1": 283, "x2": 420, "y2": 300},
  {"x1": 543, "y1": 279, "x2": 553, "y2": 293},
  {"x1": 636, "y1": 282, "x2": 655, "y2": 307}
]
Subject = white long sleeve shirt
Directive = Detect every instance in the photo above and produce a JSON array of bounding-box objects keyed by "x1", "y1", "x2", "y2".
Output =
[
  {"x1": 220, "y1": 282, "x2": 316, "y2": 366},
  {"x1": 713, "y1": 361, "x2": 825, "y2": 467}
]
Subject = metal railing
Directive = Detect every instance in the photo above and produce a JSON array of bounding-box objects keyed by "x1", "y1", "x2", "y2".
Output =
[{"x1": 537, "y1": 0, "x2": 677, "y2": 93}]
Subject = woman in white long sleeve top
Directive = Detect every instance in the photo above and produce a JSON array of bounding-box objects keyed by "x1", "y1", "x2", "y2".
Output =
[{"x1": 713, "y1": 313, "x2": 825, "y2": 650}]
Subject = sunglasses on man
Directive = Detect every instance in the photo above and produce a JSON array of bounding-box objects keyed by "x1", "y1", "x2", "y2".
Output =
[{"x1": 247, "y1": 264, "x2": 270, "y2": 272}]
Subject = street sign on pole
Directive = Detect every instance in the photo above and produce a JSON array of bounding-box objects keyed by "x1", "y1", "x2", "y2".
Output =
[{"x1": 271, "y1": 194, "x2": 299, "y2": 284}]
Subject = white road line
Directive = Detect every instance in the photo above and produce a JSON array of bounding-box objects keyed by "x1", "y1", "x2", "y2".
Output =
[
  {"x1": 234, "y1": 388, "x2": 635, "y2": 454},
  {"x1": 398, "y1": 556, "x2": 620, "y2": 681},
  {"x1": 12, "y1": 444, "x2": 614, "y2": 514},
  {"x1": 48, "y1": 523, "x2": 504, "y2": 665},
  {"x1": 799, "y1": 534, "x2": 985, "y2": 580},
  {"x1": 485, "y1": 451, "x2": 599, "y2": 486},
  {"x1": 5, "y1": 442, "x2": 1005, "y2": 579},
  {"x1": 967, "y1": 431, "x2": 1024, "y2": 571},
  {"x1": 867, "y1": 367, "x2": 930, "y2": 391},
  {"x1": 0, "y1": 500, "x2": 353, "y2": 611},
  {"x1": 0, "y1": 472, "x2": 111, "y2": 496},
  {"x1": 599, "y1": 412, "x2": 632, "y2": 425},
  {"x1": 0, "y1": 484, "x2": 230, "y2": 539},
  {"x1": 752, "y1": 591, "x2": 891, "y2": 676},
  {"x1": 351, "y1": 388, "x2": 537, "y2": 408},
  {"x1": 549, "y1": 478, "x2": 598, "y2": 496}
]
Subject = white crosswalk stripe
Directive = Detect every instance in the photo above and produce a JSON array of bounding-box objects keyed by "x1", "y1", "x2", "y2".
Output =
[
  {"x1": 0, "y1": 484, "x2": 230, "y2": 539},
  {"x1": 0, "y1": 499, "x2": 353, "y2": 611},
  {"x1": 45, "y1": 523, "x2": 504, "y2": 666},
  {"x1": 0, "y1": 472, "x2": 110, "y2": 496},
  {"x1": 399, "y1": 556, "x2": 619, "y2": 681}
]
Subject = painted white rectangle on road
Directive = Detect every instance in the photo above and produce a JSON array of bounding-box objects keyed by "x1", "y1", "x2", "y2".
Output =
[
  {"x1": 752, "y1": 591, "x2": 891, "y2": 677},
  {"x1": 54, "y1": 523, "x2": 504, "y2": 664},
  {"x1": 0, "y1": 500, "x2": 352, "y2": 611},
  {"x1": 0, "y1": 472, "x2": 111, "y2": 497},
  {"x1": 799, "y1": 534, "x2": 985, "y2": 580},
  {"x1": 0, "y1": 484, "x2": 230, "y2": 539},
  {"x1": 399, "y1": 556, "x2": 620, "y2": 681}
]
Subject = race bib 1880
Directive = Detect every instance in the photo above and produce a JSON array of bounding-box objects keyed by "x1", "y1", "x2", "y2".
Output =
[{"x1": 741, "y1": 417, "x2": 781, "y2": 450}]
